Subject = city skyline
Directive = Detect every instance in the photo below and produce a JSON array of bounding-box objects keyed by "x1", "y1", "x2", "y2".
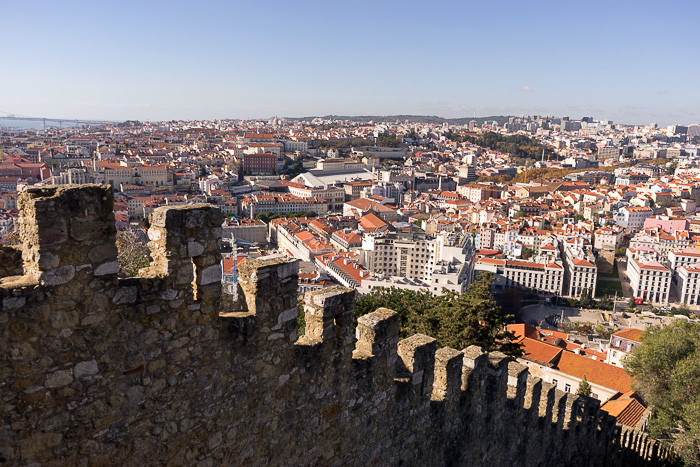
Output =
[{"x1": 2, "y1": 0, "x2": 699, "y2": 126}]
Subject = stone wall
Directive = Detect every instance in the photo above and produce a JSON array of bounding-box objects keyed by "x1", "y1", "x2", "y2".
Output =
[
  {"x1": 596, "y1": 249, "x2": 616, "y2": 276},
  {"x1": 0, "y1": 185, "x2": 673, "y2": 466}
]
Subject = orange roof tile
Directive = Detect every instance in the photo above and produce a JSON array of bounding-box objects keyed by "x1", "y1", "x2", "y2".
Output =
[
  {"x1": 555, "y1": 352, "x2": 632, "y2": 393},
  {"x1": 601, "y1": 392, "x2": 648, "y2": 427},
  {"x1": 519, "y1": 337, "x2": 562, "y2": 365},
  {"x1": 612, "y1": 328, "x2": 644, "y2": 343}
]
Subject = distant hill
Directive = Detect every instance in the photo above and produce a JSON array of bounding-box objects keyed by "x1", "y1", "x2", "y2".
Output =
[{"x1": 287, "y1": 115, "x2": 514, "y2": 126}]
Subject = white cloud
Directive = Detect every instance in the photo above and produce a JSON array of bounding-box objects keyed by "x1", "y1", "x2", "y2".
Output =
[{"x1": 520, "y1": 85, "x2": 534, "y2": 92}]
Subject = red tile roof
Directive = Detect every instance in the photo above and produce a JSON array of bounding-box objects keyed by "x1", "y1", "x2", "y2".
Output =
[
  {"x1": 518, "y1": 337, "x2": 562, "y2": 365},
  {"x1": 601, "y1": 392, "x2": 648, "y2": 427},
  {"x1": 612, "y1": 328, "x2": 644, "y2": 343},
  {"x1": 555, "y1": 352, "x2": 632, "y2": 393}
]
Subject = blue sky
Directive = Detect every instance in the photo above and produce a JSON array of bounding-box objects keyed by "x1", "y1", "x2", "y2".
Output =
[{"x1": 2, "y1": 0, "x2": 698, "y2": 125}]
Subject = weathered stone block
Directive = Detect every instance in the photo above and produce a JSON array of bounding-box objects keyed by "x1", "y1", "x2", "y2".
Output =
[
  {"x1": 40, "y1": 265, "x2": 75, "y2": 286},
  {"x1": 74, "y1": 360, "x2": 99, "y2": 378},
  {"x1": 45, "y1": 369, "x2": 73, "y2": 388},
  {"x1": 88, "y1": 244, "x2": 118, "y2": 263},
  {"x1": 94, "y1": 261, "x2": 119, "y2": 276},
  {"x1": 198, "y1": 265, "x2": 222, "y2": 285}
]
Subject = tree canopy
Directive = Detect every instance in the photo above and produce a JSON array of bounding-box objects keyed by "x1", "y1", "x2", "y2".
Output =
[
  {"x1": 576, "y1": 376, "x2": 592, "y2": 397},
  {"x1": 445, "y1": 131, "x2": 553, "y2": 163},
  {"x1": 625, "y1": 321, "x2": 700, "y2": 465},
  {"x1": 354, "y1": 272, "x2": 523, "y2": 357}
]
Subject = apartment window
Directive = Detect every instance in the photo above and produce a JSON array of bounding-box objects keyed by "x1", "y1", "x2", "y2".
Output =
[
  {"x1": 551, "y1": 379, "x2": 558, "y2": 387},
  {"x1": 565, "y1": 384, "x2": 571, "y2": 393}
]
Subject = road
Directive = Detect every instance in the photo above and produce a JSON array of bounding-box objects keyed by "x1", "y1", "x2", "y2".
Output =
[
  {"x1": 520, "y1": 302, "x2": 684, "y2": 331},
  {"x1": 519, "y1": 303, "x2": 605, "y2": 326}
]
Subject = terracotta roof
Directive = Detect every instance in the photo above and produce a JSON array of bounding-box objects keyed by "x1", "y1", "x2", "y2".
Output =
[
  {"x1": 476, "y1": 249, "x2": 501, "y2": 257},
  {"x1": 554, "y1": 352, "x2": 632, "y2": 393},
  {"x1": 518, "y1": 337, "x2": 562, "y2": 365},
  {"x1": 612, "y1": 328, "x2": 643, "y2": 343},
  {"x1": 359, "y1": 212, "x2": 388, "y2": 231},
  {"x1": 506, "y1": 324, "x2": 539, "y2": 340},
  {"x1": 601, "y1": 392, "x2": 648, "y2": 428},
  {"x1": 476, "y1": 257, "x2": 506, "y2": 266},
  {"x1": 638, "y1": 261, "x2": 668, "y2": 271}
]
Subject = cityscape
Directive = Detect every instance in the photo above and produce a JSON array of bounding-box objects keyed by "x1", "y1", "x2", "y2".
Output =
[{"x1": 2, "y1": 0, "x2": 699, "y2": 465}]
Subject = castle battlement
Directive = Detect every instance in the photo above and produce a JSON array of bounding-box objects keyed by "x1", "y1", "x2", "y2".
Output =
[{"x1": 0, "y1": 185, "x2": 671, "y2": 465}]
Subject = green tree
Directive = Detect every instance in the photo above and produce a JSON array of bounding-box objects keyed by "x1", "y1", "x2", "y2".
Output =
[
  {"x1": 666, "y1": 159, "x2": 678, "y2": 175},
  {"x1": 628, "y1": 297, "x2": 636, "y2": 308},
  {"x1": 579, "y1": 288, "x2": 593, "y2": 308},
  {"x1": 375, "y1": 133, "x2": 402, "y2": 147},
  {"x1": 625, "y1": 321, "x2": 700, "y2": 465},
  {"x1": 354, "y1": 273, "x2": 522, "y2": 357},
  {"x1": 595, "y1": 323, "x2": 613, "y2": 340},
  {"x1": 576, "y1": 375, "x2": 592, "y2": 396}
]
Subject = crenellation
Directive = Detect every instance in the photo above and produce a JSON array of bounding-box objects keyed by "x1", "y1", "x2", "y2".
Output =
[
  {"x1": 396, "y1": 333, "x2": 437, "y2": 400},
  {"x1": 561, "y1": 393, "x2": 580, "y2": 430},
  {"x1": 17, "y1": 184, "x2": 118, "y2": 287},
  {"x1": 0, "y1": 185, "x2": 675, "y2": 467},
  {"x1": 300, "y1": 286, "x2": 354, "y2": 349},
  {"x1": 354, "y1": 308, "x2": 399, "y2": 361},
  {"x1": 236, "y1": 256, "x2": 299, "y2": 344},
  {"x1": 551, "y1": 388, "x2": 569, "y2": 430},
  {"x1": 145, "y1": 203, "x2": 223, "y2": 303},
  {"x1": 431, "y1": 347, "x2": 463, "y2": 405},
  {"x1": 506, "y1": 360, "x2": 528, "y2": 402},
  {"x1": 523, "y1": 375, "x2": 542, "y2": 412},
  {"x1": 484, "y1": 351, "x2": 510, "y2": 409}
]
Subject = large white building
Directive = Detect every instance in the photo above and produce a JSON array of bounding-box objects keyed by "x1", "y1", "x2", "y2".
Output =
[
  {"x1": 678, "y1": 264, "x2": 700, "y2": 306},
  {"x1": 614, "y1": 206, "x2": 654, "y2": 234},
  {"x1": 667, "y1": 249, "x2": 700, "y2": 276},
  {"x1": 593, "y1": 225, "x2": 624, "y2": 251},
  {"x1": 282, "y1": 180, "x2": 346, "y2": 212},
  {"x1": 241, "y1": 193, "x2": 328, "y2": 218},
  {"x1": 358, "y1": 230, "x2": 475, "y2": 294},
  {"x1": 626, "y1": 247, "x2": 671, "y2": 303},
  {"x1": 475, "y1": 257, "x2": 564, "y2": 297},
  {"x1": 561, "y1": 238, "x2": 597, "y2": 298}
]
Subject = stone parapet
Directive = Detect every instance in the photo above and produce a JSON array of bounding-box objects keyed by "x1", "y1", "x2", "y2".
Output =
[{"x1": 0, "y1": 185, "x2": 674, "y2": 466}]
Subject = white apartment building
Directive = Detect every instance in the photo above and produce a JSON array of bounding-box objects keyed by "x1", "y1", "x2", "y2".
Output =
[
  {"x1": 284, "y1": 182, "x2": 346, "y2": 212},
  {"x1": 630, "y1": 229, "x2": 691, "y2": 255},
  {"x1": 593, "y1": 226, "x2": 624, "y2": 251},
  {"x1": 667, "y1": 249, "x2": 700, "y2": 277},
  {"x1": 475, "y1": 257, "x2": 563, "y2": 296},
  {"x1": 358, "y1": 259, "x2": 472, "y2": 296},
  {"x1": 97, "y1": 162, "x2": 172, "y2": 189},
  {"x1": 359, "y1": 231, "x2": 474, "y2": 291},
  {"x1": 626, "y1": 247, "x2": 671, "y2": 303},
  {"x1": 614, "y1": 206, "x2": 654, "y2": 234},
  {"x1": 561, "y1": 238, "x2": 597, "y2": 298},
  {"x1": 241, "y1": 194, "x2": 328, "y2": 218},
  {"x1": 504, "y1": 260, "x2": 563, "y2": 296},
  {"x1": 678, "y1": 264, "x2": 700, "y2": 306},
  {"x1": 282, "y1": 140, "x2": 308, "y2": 153}
]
